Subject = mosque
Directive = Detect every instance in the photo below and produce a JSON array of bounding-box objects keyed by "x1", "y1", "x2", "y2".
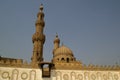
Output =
[{"x1": 0, "y1": 4, "x2": 120, "y2": 80}]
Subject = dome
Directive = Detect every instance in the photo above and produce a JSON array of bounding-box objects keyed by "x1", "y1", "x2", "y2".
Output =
[
  {"x1": 54, "y1": 45, "x2": 73, "y2": 56},
  {"x1": 53, "y1": 45, "x2": 76, "y2": 62}
]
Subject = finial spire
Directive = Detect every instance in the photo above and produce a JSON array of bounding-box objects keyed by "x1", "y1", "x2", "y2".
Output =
[
  {"x1": 40, "y1": 4, "x2": 43, "y2": 11},
  {"x1": 56, "y1": 33, "x2": 58, "y2": 38}
]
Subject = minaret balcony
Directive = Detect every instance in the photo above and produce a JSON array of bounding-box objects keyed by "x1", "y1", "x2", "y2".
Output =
[
  {"x1": 35, "y1": 20, "x2": 45, "y2": 26},
  {"x1": 32, "y1": 33, "x2": 45, "y2": 43}
]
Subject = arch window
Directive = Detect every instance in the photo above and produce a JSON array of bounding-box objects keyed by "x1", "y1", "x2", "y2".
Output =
[
  {"x1": 67, "y1": 58, "x2": 69, "y2": 63},
  {"x1": 61, "y1": 58, "x2": 65, "y2": 61},
  {"x1": 71, "y1": 58, "x2": 73, "y2": 61},
  {"x1": 11, "y1": 69, "x2": 19, "y2": 80},
  {"x1": 30, "y1": 70, "x2": 36, "y2": 80}
]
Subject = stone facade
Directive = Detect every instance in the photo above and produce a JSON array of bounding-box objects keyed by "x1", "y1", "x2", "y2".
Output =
[
  {"x1": 0, "y1": 67, "x2": 42, "y2": 80},
  {"x1": 54, "y1": 70, "x2": 120, "y2": 80},
  {"x1": 0, "y1": 4, "x2": 120, "y2": 80},
  {"x1": 0, "y1": 66, "x2": 120, "y2": 80}
]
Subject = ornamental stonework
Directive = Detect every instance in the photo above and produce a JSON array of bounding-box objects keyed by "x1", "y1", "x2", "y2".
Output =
[
  {"x1": 0, "y1": 67, "x2": 39, "y2": 80},
  {"x1": 54, "y1": 70, "x2": 120, "y2": 80}
]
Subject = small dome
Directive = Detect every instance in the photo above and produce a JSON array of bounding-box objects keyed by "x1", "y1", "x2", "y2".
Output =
[{"x1": 54, "y1": 45, "x2": 73, "y2": 56}]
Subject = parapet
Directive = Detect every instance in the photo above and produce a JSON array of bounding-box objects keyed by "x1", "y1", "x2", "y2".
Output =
[
  {"x1": 53, "y1": 60, "x2": 120, "y2": 71},
  {"x1": 0, "y1": 56, "x2": 30, "y2": 68}
]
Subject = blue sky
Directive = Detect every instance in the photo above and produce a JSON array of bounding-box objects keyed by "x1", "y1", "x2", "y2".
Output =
[{"x1": 0, "y1": 0, "x2": 120, "y2": 65}]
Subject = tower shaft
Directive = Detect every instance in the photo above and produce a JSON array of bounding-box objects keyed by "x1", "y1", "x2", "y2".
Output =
[{"x1": 31, "y1": 4, "x2": 45, "y2": 65}]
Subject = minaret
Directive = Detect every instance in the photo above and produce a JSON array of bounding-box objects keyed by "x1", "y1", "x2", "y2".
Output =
[
  {"x1": 53, "y1": 34, "x2": 60, "y2": 54},
  {"x1": 31, "y1": 4, "x2": 45, "y2": 66}
]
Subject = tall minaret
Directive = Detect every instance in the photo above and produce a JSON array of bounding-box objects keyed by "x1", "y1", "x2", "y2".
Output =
[{"x1": 31, "y1": 4, "x2": 45, "y2": 65}]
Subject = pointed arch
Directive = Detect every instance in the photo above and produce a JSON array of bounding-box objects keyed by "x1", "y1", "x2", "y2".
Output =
[
  {"x1": 29, "y1": 70, "x2": 36, "y2": 80},
  {"x1": 84, "y1": 72, "x2": 89, "y2": 80},
  {"x1": 11, "y1": 69, "x2": 19, "y2": 80},
  {"x1": 78, "y1": 74, "x2": 83, "y2": 80},
  {"x1": 71, "y1": 72, "x2": 76, "y2": 80},
  {"x1": 91, "y1": 74, "x2": 96, "y2": 80},
  {"x1": 56, "y1": 71, "x2": 62, "y2": 80},
  {"x1": 114, "y1": 74, "x2": 119, "y2": 80},
  {"x1": 63, "y1": 74, "x2": 69, "y2": 80},
  {"x1": 96, "y1": 72, "x2": 101, "y2": 80},
  {"x1": 108, "y1": 72, "x2": 113, "y2": 80}
]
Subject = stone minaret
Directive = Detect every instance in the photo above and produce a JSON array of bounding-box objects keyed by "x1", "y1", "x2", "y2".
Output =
[
  {"x1": 31, "y1": 4, "x2": 45, "y2": 66},
  {"x1": 53, "y1": 34, "x2": 60, "y2": 55}
]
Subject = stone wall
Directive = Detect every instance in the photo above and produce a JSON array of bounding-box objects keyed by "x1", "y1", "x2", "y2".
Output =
[
  {"x1": 0, "y1": 66, "x2": 120, "y2": 80},
  {"x1": 52, "y1": 70, "x2": 120, "y2": 80},
  {"x1": 0, "y1": 67, "x2": 43, "y2": 80}
]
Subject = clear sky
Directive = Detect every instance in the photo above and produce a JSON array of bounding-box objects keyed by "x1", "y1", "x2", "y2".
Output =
[{"x1": 0, "y1": 0, "x2": 120, "y2": 65}]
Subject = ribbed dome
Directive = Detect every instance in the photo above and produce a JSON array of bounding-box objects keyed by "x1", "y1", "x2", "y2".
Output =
[
  {"x1": 54, "y1": 45, "x2": 73, "y2": 56},
  {"x1": 53, "y1": 45, "x2": 76, "y2": 62}
]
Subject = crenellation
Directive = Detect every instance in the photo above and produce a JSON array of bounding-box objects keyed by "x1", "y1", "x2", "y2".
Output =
[
  {"x1": 17, "y1": 59, "x2": 23, "y2": 64},
  {"x1": 0, "y1": 59, "x2": 4, "y2": 64},
  {"x1": 0, "y1": 56, "x2": 34, "y2": 68},
  {"x1": 6, "y1": 59, "x2": 10, "y2": 64},
  {"x1": 53, "y1": 60, "x2": 120, "y2": 71}
]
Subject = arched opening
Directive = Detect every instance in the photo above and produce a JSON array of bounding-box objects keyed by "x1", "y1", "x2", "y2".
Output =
[
  {"x1": 37, "y1": 53, "x2": 39, "y2": 56},
  {"x1": 40, "y1": 62, "x2": 54, "y2": 78},
  {"x1": 61, "y1": 58, "x2": 65, "y2": 61},
  {"x1": 71, "y1": 58, "x2": 73, "y2": 61},
  {"x1": 43, "y1": 64, "x2": 49, "y2": 68},
  {"x1": 67, "y1": 58, "x2": 69, "y2": 63}
]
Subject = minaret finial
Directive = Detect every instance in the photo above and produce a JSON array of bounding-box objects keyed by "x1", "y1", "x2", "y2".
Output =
[
  {"x1": 40, "y1": 4, "x2": 43, "y2": 11},
  {"x1": 53, "y1": 33, "x2": 60, "y2": 53},
  {"x1": 56, "y1": 32, "x2": 58, "y2": 37}
]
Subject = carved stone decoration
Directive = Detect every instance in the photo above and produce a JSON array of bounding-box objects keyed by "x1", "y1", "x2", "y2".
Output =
[
  {"x1": 84, "y1": 72, "x2": 89, "y2": 80},
  {"x1": 103, "y1": 74, "x2": 107, "y2": 80},
  {"x1": 78, "y1": 74, "x2": 83, "y2": 80},
  {"x1": 11, "y1": 69, "x2": 19, "y2": 80},
  {"x1": 51, "y1": 70, "x2": 56, "y2": 77},
  {"x1": 96, "y1": 72, "x2": 101, "y2": 80},
  {"x1": 2, "y1": 71, "x2": 9, "y2": 79},
  {"x1": 119, "y1": 72, "x2": 120, "y2": 79},
  {"x1": 71, "y1": 72, "x2": 76, "y2": 80},
  {"x1": 119, "y1": 71, "x2": 120, "y2": 78},
  {"x1": 21, "y1": 72, "x2": 28, "y2": 80},
  {"x1": 63, "y1": 74, "x2": 69, "y2": 80},
  {"x1": 56, "y1": 71, "x2": 61, "y2": 80},
  {"x1": 30, "y1": 70, "x2": 36, "y2": 80},
  {"x1": 114, "y1": 74, "x2": 119, "y2": 80},
  {"x1": 108, "y1": 72, "x2": 113, "y2": 80},
  {"x1": 91, "y1": 74, "x2": 96, "y2": 80}
]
